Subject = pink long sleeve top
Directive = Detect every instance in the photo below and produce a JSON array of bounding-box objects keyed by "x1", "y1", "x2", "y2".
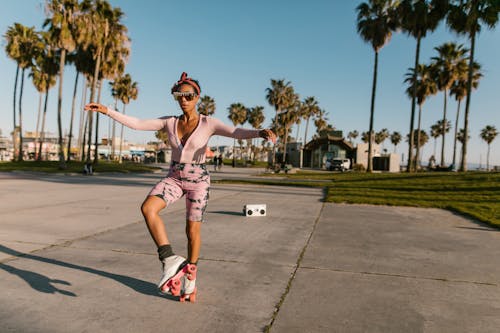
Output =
[{"x1": 106, "y1": 108, "x2": 261, "y2": 163}]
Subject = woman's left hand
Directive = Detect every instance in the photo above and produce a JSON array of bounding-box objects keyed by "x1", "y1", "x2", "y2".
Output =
[{"x1": 259, "y1": 129, "x2": 277, "y2": 144}]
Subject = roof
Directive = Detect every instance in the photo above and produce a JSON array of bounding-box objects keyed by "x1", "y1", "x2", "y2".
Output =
[{"x1": 303, "y1": 135, "x2": 354, "y2": 151}]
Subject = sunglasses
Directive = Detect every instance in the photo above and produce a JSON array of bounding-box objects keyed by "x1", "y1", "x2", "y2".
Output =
[{"x1": 173, "y1": 91, "x2": 198, "y2": 102}]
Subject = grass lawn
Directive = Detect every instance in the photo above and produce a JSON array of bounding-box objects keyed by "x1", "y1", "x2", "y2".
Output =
[
  {"x1": 0, "y1": 160, "x2": 161, "y2": 173},
  {"x1": 216, "y1": 171, "x2": 500, "y2": 228}
]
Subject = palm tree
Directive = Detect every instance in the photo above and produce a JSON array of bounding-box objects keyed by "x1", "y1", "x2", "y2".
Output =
[
  {"x1": 390, "y1": 131, "x2": 402, "y2": 152},
  {"x1": 405, "y1": 64, "x2": 437, "y2": 168},
  {"x1": 430, "y1": 42, "x2": 468, "y2": 167},
  {"x1": 450, "y1": 60, "x2": 482, "y2": 169},
  {"x1": 375, "y1": 128, "x2": 390, "y2": 146},
  {"x1": 279, "y1": 92, "x2": 300, "y2": 163},
  {"x1": 480, "y1": 125, "x2": 498, "y2": 171},
  {"x1": 197, "y1": 95, "x2": 216, "y2": 116},
  {"x1": 447, "y1": 0, "x2": 500, "y2": 171},
  {"x1": 114, "y1": 74, "x2": 138, "y2": 163},
  {"x1": 4, "y1": 23, "x2": 24, "y2": 148},
  {"x1": 430, "y1": 122, "x2": 441, "y2": 157},
  {"x1": 407, "y1": 129, "x2": 429, "y2": 157},
  {"x1": 356, "y1": 0, "x2": 397, "y2": 172},
  {"x1": 31, "y1": 32, "x2": 58, "y2": 160},
  {"x1": 397, "y1": 0, "x2": 449, "y2": 171},
  {"x1": 4, "y1": 24, "x2": 41, "y2": 161},
  {"x1": 348, "y1": 130, "x2": 359, "y2": 145},
  {"x1": 266, "y1": 79, "x2": 294, "y2": 164},
  {"x1": 247, "y1": 106, "x2": 265, "y2": 161},
  {"x1": 313, "y1": 109, "x2": 329, "y2": 138},
  {"x1": 44, "y1": 0, "x2": 80, "y2": 167},
  {"x1": 361, "y1": 131, "x2": 370, "y2": 143},
  {"x1": 228, "y1": 103, "x2": 248, "y2": 166},
  {"x1": 301, "y1": 96, "x2": 321, "y2": 145}
]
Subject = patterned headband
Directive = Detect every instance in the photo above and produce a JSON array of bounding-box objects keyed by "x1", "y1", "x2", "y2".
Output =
[{"x1": 171, "y1": 72, "x2": 201, "y2": 95}]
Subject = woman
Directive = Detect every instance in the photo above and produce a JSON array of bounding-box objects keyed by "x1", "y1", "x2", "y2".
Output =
[{"x1": 85, "y1": 72, "x2": 276, "y2": 299}]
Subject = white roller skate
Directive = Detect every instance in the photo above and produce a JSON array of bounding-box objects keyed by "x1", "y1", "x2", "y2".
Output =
[
  {"x1": 180, "y1": 269, "x2": 197, "y2": 303},
  {"x1": 158, "y1": 255, "x2": 187, "y2": 294}
]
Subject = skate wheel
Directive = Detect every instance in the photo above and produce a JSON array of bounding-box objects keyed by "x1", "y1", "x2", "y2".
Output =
[
  {"x1": 179, "y1": 294, "x2": 186, "y2": 302},
  {"x1": 172, "y1": 279, "x2": 181, "y2": 287}
]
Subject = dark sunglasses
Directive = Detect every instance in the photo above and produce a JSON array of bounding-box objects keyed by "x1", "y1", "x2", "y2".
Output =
[{"x1": 173, "y1": 91, "x2": 198, "y2": 102}]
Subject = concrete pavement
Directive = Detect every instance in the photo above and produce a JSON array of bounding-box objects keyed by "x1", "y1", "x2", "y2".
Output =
[{"x1": 0, "y1": 168, "x2": 499, "y2": 332}]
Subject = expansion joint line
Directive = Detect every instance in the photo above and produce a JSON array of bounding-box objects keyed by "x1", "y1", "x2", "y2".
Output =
[{"x1": 264, "y1": 202, "x2": 325, "y2": 333}]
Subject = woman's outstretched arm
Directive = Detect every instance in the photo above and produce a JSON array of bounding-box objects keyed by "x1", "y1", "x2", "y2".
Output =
[
  {"x1": 84, "y1": 103, "x2": 168, "y2": 131},
  {"x1": 210, "y1": 117, "x2": 276, "y2": 143}
]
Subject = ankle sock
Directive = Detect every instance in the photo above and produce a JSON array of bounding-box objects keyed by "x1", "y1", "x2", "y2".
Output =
[{"x1": 157, "y1": 244, "x2": 174, "y2": 261}]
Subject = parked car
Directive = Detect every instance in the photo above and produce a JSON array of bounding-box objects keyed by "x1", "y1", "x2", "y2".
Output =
[{"x1": 329, "y1": 158, "x2": 350, "y2": 172}]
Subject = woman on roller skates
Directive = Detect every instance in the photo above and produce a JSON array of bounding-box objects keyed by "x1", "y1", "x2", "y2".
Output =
[{"x1": 84, "y1": 72, "x2": 276, "y2": 301}]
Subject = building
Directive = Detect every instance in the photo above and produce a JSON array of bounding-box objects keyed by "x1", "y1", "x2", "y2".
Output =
[{"x1": 302, "y1": 135, "x2": 355, "y2": 169}]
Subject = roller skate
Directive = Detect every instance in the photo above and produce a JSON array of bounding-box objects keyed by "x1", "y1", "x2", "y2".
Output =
[
  {"x1": 158, "y1": 255, "x2": 186, "y2": 294},
  {"x1": 159, "y1": 260, "x2": 197, "y2": 301}
]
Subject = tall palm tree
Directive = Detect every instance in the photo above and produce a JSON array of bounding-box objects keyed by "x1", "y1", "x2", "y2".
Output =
[
  {"x1": 301, "y1": 96, "x2": 321, "y2": 145},
  {"x1": 375, "y1": 128, "x2": 390, "y2": 152},
  {"x1": 397, "y1": 0, "x2": 449, "y2": 172},
  {"x1": 480, "y1": 125, "x2": 498, "y2": 171},
  {"x1": 279, "y1": 91, "x2": 300, "y2": 163},
  {"x1": 228, "y1": 103, "x2": 248, "y2": 166},
  {"x1": 430, "y1": 42, "x2": 467, "y2": 167},
  {"x1": 4, "y1": 23, "x2": 24, "y2": 145},
  {"x1": 450, "y1": 60, "x2": 481, "y2": 169},
  {"x1": 247, "y1": 106, "x2": 265, "y2": 161},
  {"x1": 356, "y1": 0, "x2": 397, "y2": 172},
  {"x1": 44, "y1": 0, "x2": 79, "y2": 167},
  {"x1": 4, "y1": 24, "x2": 41, "y2": 160},
  {"x1": 266, "y1": 79, "x2": 293, "y2": 164},
  {"x1": 405, "y1": 63, "x2": 437, "y2": 168},
  {"x1": 447, "y1": 0, "x2": 500, "y2": 171},
  {"x1": 31, "y1": 32, "x2": 58, "y2": 160},
  {"x1": 115, "y1": 74, "x2": 138, "y2": 163},
  {"x1": 390, "y1": 131, "x2": 402, "y2": 152},
  {"x1": 430, "y1": 122, "x2": 441, "y2": 157},
  {"x1": 435, "y1": 119, "x2": 452, "y2": 163},
  {"x1": 197, "y1": 95, "x2": 216, "y2": 116}
]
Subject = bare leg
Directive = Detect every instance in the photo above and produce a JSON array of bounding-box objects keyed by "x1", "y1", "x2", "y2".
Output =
[
  {"x1": 141, "y1": 195, "x2": 169, "y2": 247},
  {"x1": 186, "y1": 220, "x2": 202, "y2": 263}
]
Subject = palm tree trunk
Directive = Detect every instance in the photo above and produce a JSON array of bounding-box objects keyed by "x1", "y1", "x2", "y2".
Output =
[
  {"x1": 87, "y1": 47, "x2": 102, "y2": 162},
  {"x1": 37, "y1": 88, "x2": 49, "y2": 161},
  {"x1": 111, "y1": 98, "x2": 118, "y2": 160},
  {"x1": 415, "y1": 104, "x2": 422, "y2": 169},
  {"x1": 407, "y1": 35, "x2": 421, "y2": 172},
  {"x1": 77, "y1": 79, "x2": 88, "y2": 161},
  {"x1": 303, "y1": 116, "x2": 310, "y2": 145},
  {"x1": 13, "y1": 65, "x2": 19, "y2": 135},
  {"x1": 118, "y1": 103, "x2": 127, "y2": 163},
  {"x1": 295, "y1": 122, "x2": 301, "y2": 142},
  {"x1": 452, "y1": 99, "x2": 461, "y2": 169},
  {"x1": 66, "y1": 72, "x2": 80, "y2": 162},
  {"x1": 34, "y1": 92, "x2": 43, "y2": 160},
  {"x1": 17, "y1": 68, "x2": 25, "y2": 161},
  {"x1": 486, "y1": 144, "x2": 490, "y2": 171},
  {"x1": 272, "y1": 108, "x2": 280, "y2": 166},
  {"x1": 440, "y1": 89, "x2": 448, "y2": 167},
  {"x1": 93, "y1": 80, "x2": 103, "y2": 164},
  {"x1": 57, "y1": 49, "x2": 67, "y2": 168},
  {"x1": 461, "y1": 31, "x2": 476, "y2": 172},
  {"x1": 282, "y1": 125, "x2": 289, "y2": 164},
  {"x1": 81, "y1": 115, "x2": 88, "y2": 162},
  {"x1": 367, "y1": 50, "x2": 378, "y2": 173}
]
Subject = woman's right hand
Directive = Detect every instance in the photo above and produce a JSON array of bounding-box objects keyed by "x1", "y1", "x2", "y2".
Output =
[{"x1": 84, "y1": 103, "x2": 108, "y2": 114}]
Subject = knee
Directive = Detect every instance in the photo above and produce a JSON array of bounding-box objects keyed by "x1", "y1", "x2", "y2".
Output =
[{"x1": 141, "y1": 200, "x2": 158, "y2": 219}]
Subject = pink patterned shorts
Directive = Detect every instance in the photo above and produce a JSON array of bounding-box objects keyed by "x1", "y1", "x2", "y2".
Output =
[{"x1": 149, "y1": 162, "x2": 210, "y2": 222}]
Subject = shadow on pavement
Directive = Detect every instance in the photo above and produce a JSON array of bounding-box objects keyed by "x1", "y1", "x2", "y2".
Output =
[{"x1": 0, "y1": 244, "x2": 166, "y2": 299}]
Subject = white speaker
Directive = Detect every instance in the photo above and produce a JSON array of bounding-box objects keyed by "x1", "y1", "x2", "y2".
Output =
[{"x1": 244, "y1": 204, "x2": 267, "y2": 217}]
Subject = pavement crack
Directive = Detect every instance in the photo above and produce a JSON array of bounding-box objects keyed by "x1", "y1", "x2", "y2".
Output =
[
  {"x1": 300, "y1": 266, "x2": 498, "y2": 287},
  {"x1": 263, "y1": 202, "x2": 325, "y2": 333}
]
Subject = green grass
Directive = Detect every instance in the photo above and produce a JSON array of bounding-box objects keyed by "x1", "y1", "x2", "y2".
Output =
[
  {"x1": 0, "y1": 160, "x2": 161, "y2": 173},
  {"x1": 217, "y1": 171, "x2": 500, "y2": 228}
]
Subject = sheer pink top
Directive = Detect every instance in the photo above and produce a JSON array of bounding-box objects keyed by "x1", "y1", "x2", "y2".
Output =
[{"x1": 106, "y1": 108, "x2": 260, "y2": 163}]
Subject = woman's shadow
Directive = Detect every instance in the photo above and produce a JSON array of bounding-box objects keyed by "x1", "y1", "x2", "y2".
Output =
[{"x1": 0, "y1": 244, "x2": 176, "y2": 300}]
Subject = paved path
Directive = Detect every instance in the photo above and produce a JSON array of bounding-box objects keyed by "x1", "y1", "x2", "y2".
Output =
[{"x1": 0, "y1": 169, "x2": 499, "y2": 332}]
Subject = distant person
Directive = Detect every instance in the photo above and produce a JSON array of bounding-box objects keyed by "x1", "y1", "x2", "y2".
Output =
[
  {"x1": 85, "y1": 72, "x2": 276, "y2": 301},
  {"x1": 217, "y1": 155, "x2": 223, "y2": 170},
  {"x1": 213, "y1": 155, "x2": 218, "y2": 171}
]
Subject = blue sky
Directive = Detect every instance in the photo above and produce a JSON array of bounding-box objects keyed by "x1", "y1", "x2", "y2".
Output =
[{"x1": 1, "y1": 0, "x2": 499, "y2": 166}]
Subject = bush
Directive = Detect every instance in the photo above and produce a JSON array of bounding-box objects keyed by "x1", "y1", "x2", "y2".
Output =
[{"x1": 352, "y1": 163, "x2": 366, "y2": 172}]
